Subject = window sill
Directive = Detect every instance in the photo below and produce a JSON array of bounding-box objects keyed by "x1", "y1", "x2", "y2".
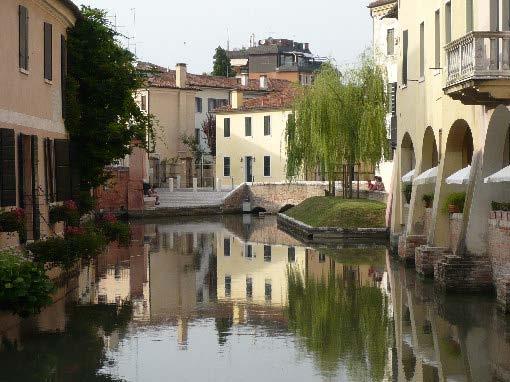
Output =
[
  {"x1": 44, "y1": 79, "x2": 53, "y2": 85},
  {"x1": 19, "y1": 68, "x2": 29, "y2": 75}
]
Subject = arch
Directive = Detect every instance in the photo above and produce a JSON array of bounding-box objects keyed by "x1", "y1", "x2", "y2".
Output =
[
  {"x1": 466, "y1": 106, "x2": 510, "y2": 255},
  {"x1": 401, "y1": 132, "x2": 416, "y2": 177},
  {"x1": 421, "y1": 127, "x2": 439, "y2": 171}
]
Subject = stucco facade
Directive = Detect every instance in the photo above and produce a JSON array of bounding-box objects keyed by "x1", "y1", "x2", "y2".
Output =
[{"x1": 0, "y1": 0, "x2": 78, "y2": 244}]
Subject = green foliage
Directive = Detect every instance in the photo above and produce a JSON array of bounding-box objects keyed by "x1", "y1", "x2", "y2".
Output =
[
  {"x1": 78, "y1": 191, "x2": 97, "y2": 215},
  {"x1": 287, "y1": 267, "x2": 391, "y2": 380},
  {"x1": 402, "y1": 183, "x2": 413, "y2": 204},
  {"x1": 49, "y1": 203, "x2": 80, "y2": 226},
  {"x1": 212, "y1": 46, "x2": 235, "y2": 77},
  {"x1": 422, "y1": 193, "x2": 434, "y2": 208},
  {"x1": 285, "y1": 53, "x2": 389, "y2": 193},
  {"x1": 0, "y1": 250, "x2": 54, "y2": 317},
  {"x1": 66, "y1": 7, "x2": 156, "y2": 189},
  {"x1": 285, "y1": 197, "x2": 386, "y2": 228},
  {"x1": 0, "y1": 209, "x2": 26, "y2": 243},
  {"x1": 491, "y1": 201, "x2": 510, "y2": 211},
  {"x1": 27, "y1": 228, "x2": 106, "y2": 269},
  {"x1": 96, "y1": 216, "x2": 131, "y2": 246},
  {"x1": 180, "y1": 133, "x2": 206, "y2": 162},
  {"x1": 443, "y1": 192, "x2": 466, "y2": 214}
]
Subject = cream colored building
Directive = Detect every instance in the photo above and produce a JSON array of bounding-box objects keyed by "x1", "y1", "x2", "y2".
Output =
[
  {"x1": 0, "y1": 0, "x2": 79, "y2": 244},
  {"x1": 392, "y1": 1, "x2": 510, "y2": 295},
  {"x1": 215, "y1": 90, "x2": 294, "y2": 187}
]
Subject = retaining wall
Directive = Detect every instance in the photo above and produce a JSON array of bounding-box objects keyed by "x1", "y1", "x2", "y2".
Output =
[{"x1": 488, "y1": 211, "x2": 510, "y2": 312}]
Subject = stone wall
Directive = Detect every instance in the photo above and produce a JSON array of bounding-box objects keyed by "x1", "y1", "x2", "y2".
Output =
[
  {"x1": 424, "y1": 208, "x2": 433, "y2": 236},
  {"x1": 415, "y1": 245, "x2": 450, "y2": 278},
  {"x1": 434, "y1": 254, "x2": 493, "y2": 293},
  {"x1": 448, "y1": 213, "x2": 463, "y2": 251},
  {"x1": 488, "y1": 211, "x2": 510, "y2": 312},
  {"x1": 398, "y1": 234, "x2": 426, "y2": 266}
]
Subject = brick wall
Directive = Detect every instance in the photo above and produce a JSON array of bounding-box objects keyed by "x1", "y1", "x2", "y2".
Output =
[
  {"x1": 94, "y1": 167, "x2": 144, "y2": 214},
  {"x1": 488, "y1": 211, "x2": 510, "y2": 312},
  {"x1": 448, "y1": 213, "x2": 463, "y2": 251},
  {"x1": 424, "y1": 208, "x2": 433, "y2": 236}
]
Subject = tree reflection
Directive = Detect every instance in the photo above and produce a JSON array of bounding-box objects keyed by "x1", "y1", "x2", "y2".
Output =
[{"x1": 287, "y1": 267, "x2": 391, "y2": 381}]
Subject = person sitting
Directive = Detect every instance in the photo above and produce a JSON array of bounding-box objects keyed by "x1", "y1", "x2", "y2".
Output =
[
  {"x1": 143, "y1": 181, "x2": 160, "y2": 205},
  {"x1": 373, "y1": 176, "x2": 385, "y2": 191}
]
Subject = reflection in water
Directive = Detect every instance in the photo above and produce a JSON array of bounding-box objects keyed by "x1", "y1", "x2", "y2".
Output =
[{"x1": 0, "y1": 216, "x2": 509, "y2": 381}]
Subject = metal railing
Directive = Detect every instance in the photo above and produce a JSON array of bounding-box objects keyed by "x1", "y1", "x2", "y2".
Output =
[{"x1": 445, "y1": 31, "x2": 510, "y2": 87}]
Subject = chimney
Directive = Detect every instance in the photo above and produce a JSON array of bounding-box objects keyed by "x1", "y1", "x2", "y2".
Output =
[
  {"x1": 176, "y1": 63, "x2": 187, "y2": 88},
  {"x1": 231, "y1": 90, "x2": 244, "y2": 109},
  {"x1": 259, "y1": 75, "x2": 268, "y2": 90},
  {"x1": 240, "y1": 71, "x2": 249, "y2": 86}
]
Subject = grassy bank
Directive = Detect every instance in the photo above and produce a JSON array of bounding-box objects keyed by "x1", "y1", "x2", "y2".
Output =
[{"x1": 285, "y1": 197, "x2": 386, "y2": 229}]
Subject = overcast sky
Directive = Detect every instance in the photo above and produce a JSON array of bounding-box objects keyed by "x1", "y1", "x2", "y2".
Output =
[{"x1": 78, "y1": 0, "x2": 372, "y2": 75}]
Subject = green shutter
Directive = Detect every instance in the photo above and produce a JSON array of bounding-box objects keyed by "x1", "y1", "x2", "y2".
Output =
[
  {"x1": 44, "y1": 23, "x2": 52, "y2": 80},
  {"x1": 19, "y1": 5, "x2": 28, "y2": 70},
  {"x1": 31, "y1": 135, "x2": 40, "y2": 240},
  {"x1": 55, "y1": 139, "x2": 70, "y2": 201},
  {"x1": 0, "y1": 129, "x2": 17, "y2": 207}
]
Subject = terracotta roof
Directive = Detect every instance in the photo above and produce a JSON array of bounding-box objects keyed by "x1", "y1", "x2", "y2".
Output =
[
  {"x1": 367, "y1": 0, "x2": 397, "y2": 8},
  {"x1": 139, "y1": 63, "x2": 291, "y2": 92},
  {"x1": 215, "y1": 86, "x2": 297, "y2": 113}
]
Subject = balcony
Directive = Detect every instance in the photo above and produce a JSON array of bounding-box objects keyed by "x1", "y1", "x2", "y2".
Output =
[{"x1": 444, "y1": 31, "x2": 510, "y2": 105}]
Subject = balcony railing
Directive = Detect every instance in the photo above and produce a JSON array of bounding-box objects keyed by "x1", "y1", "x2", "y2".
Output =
[{"x1": 445, "y1": 31, "x2": 510, "y2": 88}]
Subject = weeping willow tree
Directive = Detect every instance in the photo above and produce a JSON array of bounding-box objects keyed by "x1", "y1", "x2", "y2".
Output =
[{"x1": 286, "y1": 52, "x2": 389, "y2": 196}]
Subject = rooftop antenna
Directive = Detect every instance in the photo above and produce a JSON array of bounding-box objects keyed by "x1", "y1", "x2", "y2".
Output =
[{"x1": 227, "y1": 28, "x2": 230, "y2": 51}]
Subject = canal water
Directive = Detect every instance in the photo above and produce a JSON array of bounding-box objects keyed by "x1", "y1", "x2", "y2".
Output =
[{"x1": 1, "y1": 215, "x2": 509, "y2": 381}]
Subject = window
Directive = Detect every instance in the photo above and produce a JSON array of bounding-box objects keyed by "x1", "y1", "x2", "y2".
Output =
[
  {"x1": 245, "y1": 117, "x2": 252, "y2": 136},
  {"x1": 264, "y1": 116, "x2": 271, "y2": 136},
  {"x1": 19, "y1": 5, "x2": 29, "y2": 71},
  {"x1": 195, "y1": 128, "x2": 200, "y2": 144},
  {"x1": 225, "y1": 276, "x2": 231, "y2": 298},
  {"x1": 387, "y1": 29, "x2": 395, "y2": 55},
  {"x1": 44, "y1": 23, "x2": 52, "y2": 80},
  {"x1": 420, "y1": 22, "x2": 425, "y2": 78},
  {"x1": 466, "y1": 0, "x2": 474, "y2": 32},
  {"x1": 265, "y1": 279, "x2": 272, "y2": 302},
  {"x1": 224, "y1": 118, "x2": 230, "y2": 137},
  {"x1": 264, "y1": 245, "x2": 271, "y2": 262},
  {"x1": 445, "y1": 2, "x2": 452, "y2": 44},
  {"x1": 435, "y1": 10, "x2": 441, "y2": 68},
  {"x1": 246, "y1": 277, "x2": 253, "y2": 300},
  {"x1": 0, "y1": 129, "x2": 16, "y2": 207},
  {"x1": 208, "y1": 98, "x2": 215, "y2": 111},
  {"x1": 195, "y1": 97, "x2": 202, "y2": 113},
  {"x1": 490, "y1": 0, "x2": 499, "y2": 31},
  {"x1": 245, "y1": 244, "x2": 253, "y2": 259},
  {"x1": 224, "y1": 238, "x2": 231, "y2": 256},
  {"x1": 141, "y1": 95, "x2": 147, "y2": 111},
  {"x1": 223, "y1": 157, "x2": 231, "y2": 177},
  {"x1": 388, "y1": 83, "x2": 397, "y2": 115},
  {"x1": 263, "y1": 156, "x2": 271, "y2": 177},
  {"x1": 402, "y1": 30, "x2": 408, "y2": 85},
  {"x1": 288, "y1": 247, "x2": 296, "y2": 263}
]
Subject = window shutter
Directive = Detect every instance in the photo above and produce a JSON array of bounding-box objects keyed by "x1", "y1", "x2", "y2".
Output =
[
  {"x1": 31, "y1": 135, "x2": 41, "y2": 240},
  {"x1": 44, "y1": 23, "x2": 52, "y2": 80},
  {"x1": 19, "y1": 5, "x2": 29, "y2": 70},
  {"x1": 55, "y1": 139, "x2": 71, "y2": 201},
  {"x1": 18, "y1": 134, "x2": 26, "y2": 208},
  {"x1": 61, "y1": 35, "x2": 67, "y2": 118},
  {"x1": 0, "y1": 129, "x2": 17, "y2": 207}
]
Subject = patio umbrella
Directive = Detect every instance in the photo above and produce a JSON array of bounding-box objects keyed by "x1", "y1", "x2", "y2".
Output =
[
  {"x1": 446, "y1": 165, "x2": 471, "y2": 185},
  {"x1": 413, "y1": 166, "x2": 438, "y2": 185},
  {"x1": 401, "y1": 169, "x2": 415, "y2": 184},
  {"x1": 484, "y1": 164, "x2": 510, "y2": 183}
]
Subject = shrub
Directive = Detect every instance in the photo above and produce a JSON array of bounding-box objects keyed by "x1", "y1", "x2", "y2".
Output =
[
  {"x1": 491, "y1": 201, "x2": 510, "y2": 212},
  {"x1": 402, "y1": 184, "x2": 413, "y2": 204},
  {"x1": 78, "y1": 191, "x2": 97, "y2": 215},
  {"x1": 27, "y1": 228, "x2": 106, "y2": 269},
  {"x1": 422, "y1": 193, "x2": 434, "y2": 208},
  {"x1": 96, "y1": 213, "x2": 131, "y2": 246},
  {"x1": 49, "y1": 201, "x2": 80, "y2": 226},
  {"x1": 443, "y1": 192, "x2": 466, "y2": 214},
  {"x1": 0, "y1": 208, "x2": 26, "y2": 244},
  {"x1": 0, "y1": 250, "x2": 54, "y2": 317}
]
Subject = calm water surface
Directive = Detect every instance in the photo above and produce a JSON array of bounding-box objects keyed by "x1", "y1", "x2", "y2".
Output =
[{"x1": 1, "y1": 215, "x2": 509, "y2": 382}]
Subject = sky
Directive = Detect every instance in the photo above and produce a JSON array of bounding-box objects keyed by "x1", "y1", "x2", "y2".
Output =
[{"x1": 78, "y1": 0, "x2": 372, "y2": 75}]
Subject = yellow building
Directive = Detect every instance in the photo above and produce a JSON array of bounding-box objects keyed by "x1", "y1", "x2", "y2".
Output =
[
  {"x1": 391, "y1": 1, "x2": 510, "y2": 300},
  {"x1": 215, "y1": 90, "x2": 294, "y2": 187},
  {"x1": 0, "y1": 0, "x2": 79, "y2": 245}
]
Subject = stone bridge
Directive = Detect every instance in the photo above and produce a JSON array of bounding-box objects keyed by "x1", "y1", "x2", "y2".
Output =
[{"x1": 223, "y1": 181, "x2": 387, "y2": 214}]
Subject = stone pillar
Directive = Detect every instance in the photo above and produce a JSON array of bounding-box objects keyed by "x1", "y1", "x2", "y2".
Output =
[
  {"x1": 398, "y1": 235, "x2": 427, "y2": 267},
  {"x1": 434, "y1": 254, "x2": 493, "y2": 293},
  {"x1": 193, "y1": 178, "x2": 198, "y2": 192},
  {"x1": 168, "y1": 178, "x2": 174, "y2": 192},
  {"x1": 496, "y1": 277, "x2": 510, "y2": 313},
  {"x1": 415, "y1": 245, "x2": 450, "y2": 278},
  {"x1": 176, "y1": 175, "x2": 181, "y2": 189}
]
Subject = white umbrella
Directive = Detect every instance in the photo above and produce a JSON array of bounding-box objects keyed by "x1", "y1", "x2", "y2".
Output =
[
  {"x1": 413, "y1": 166, "x2": 438, "y2": 185},
  {"x1": 484, "y1": 164, "x2": 510, "y2": 183},
  {"x1": 401, "y1": 169, "x2": 415, "y2": 184},
  {"x1": 446, "y1": 165, "x2": 471, "y2": 185}
]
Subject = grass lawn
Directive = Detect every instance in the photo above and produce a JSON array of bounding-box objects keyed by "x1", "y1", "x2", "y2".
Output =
[{"x1": 285, "y1": 197, "x2": 386, "y2": 229}]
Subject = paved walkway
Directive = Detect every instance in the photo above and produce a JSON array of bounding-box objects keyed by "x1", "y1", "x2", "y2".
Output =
[{"x1": 154, "y1": 188, "x2": 230, "y2": 209}]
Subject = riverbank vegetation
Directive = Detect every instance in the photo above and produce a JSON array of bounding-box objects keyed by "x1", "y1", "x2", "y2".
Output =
[{"x1": 285, "y1": 197, "x2": 386, "y2": 229}]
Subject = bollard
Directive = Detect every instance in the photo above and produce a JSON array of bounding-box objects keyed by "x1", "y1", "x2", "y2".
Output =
[
  {"x1": 176, "y1": 175, "x2": 181, "y2": 189},
  {"x1": 216, "y1": 178, "x2": 222, "y2": 192},
  {"x1": 193, "y1": 178, "x2": 198, "y2": 192},
  {"x1": 168, "y1": 178, "x2": 174, "y2": 192}
]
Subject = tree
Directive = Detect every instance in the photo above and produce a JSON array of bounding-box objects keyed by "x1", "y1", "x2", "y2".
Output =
[
  {"x1": 201, "y1": 113, "x2": 216, "y2": 156},
  {"x1": 65, "y1": 7, "x2": 155, "y2": 190},
  {"x1": 285, "y1": 53, "x2": 389, "y2": 197},
  {"x1": 212, "y1": 46, "x2": 235, "y2": 77}
]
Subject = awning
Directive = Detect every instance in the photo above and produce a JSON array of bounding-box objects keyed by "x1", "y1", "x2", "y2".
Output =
[
  {"x1": 484, "y1": 164, "x2": 510, "y2": 183},
  {"x1": 446, "y1": 165, "x2": 471, "y2": 185},
  {"x1": 413, "y1": 166, "x2": 438, "y2": 185},
  {"x1": 401, "y1": 169, "x2": 415, "y2": 183}
]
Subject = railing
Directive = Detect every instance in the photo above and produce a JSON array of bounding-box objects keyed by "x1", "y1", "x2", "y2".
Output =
[{"x1": 445, "y1": 31, "x2": 510, "y2": 87}]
